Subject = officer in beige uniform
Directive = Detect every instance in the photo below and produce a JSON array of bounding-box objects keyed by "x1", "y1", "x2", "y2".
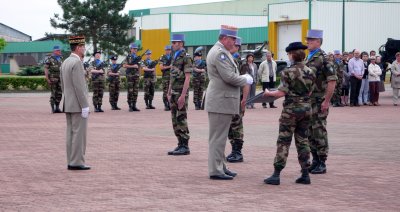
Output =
[
  {"x1": 60, "y1": 36, "x2": 91, "y2": 170},
  {"x1": 206, "y1": 25, "x2": 253, "y2": 180}
]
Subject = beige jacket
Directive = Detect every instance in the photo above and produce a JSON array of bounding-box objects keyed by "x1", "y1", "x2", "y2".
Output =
[
  {"x1": 258, "y1": 60, "x2": 277, "y2": 82},
  {"x1": 391, "y1": 60, "x2": 400, "y2": 88},
  {"x1": 368, "y1": 63, "x2": 382, "y2": 82},
  {"x1": 60, "y1": 53, "x2": 89, "y2": 112},
  {"x1": 205, "y1": 41, "x2": 247, "y2": 114}
]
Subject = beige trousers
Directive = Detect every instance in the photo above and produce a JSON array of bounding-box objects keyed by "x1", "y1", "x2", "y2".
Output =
[
  {"x1": 66, "y1": 113, "x2": 88, "y2": 166},
  {"x1": 208, "y1": 112, "x2": 233, "y2": 176}
]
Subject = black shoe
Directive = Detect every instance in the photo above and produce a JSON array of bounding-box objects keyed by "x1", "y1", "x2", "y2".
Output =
[
  {"x1": 269, "y1": 105, "x2": 277, "y2": 108},
  {"x1": 131, "y1": 103, "x2": 140, "y2": 111},
  {"x1": 50, "y1": 103, "x2": 55, "y2": 113},
  {"x1": 224, "y1": 169, "x2": 237, "y2": 177},
  {"x1": 210, "y1": 174, "x2": 233, "y2": 180},
  {"x1": 308, "y1": 151, "x2": 320, "y2": 173},
  {"x1": 97, "y1": 105, "x2": 104, "y2": 112},
  {"x1": 94, "y1": 105, "x2": 100, "y2": 112},
  {"x1": 148, "y1": 100, "x2": 155, "y2": 109},
  {"x1": 264, "y1": 169, "x2": 280, "y2": 185},
  {"x1": 311, "y1": 161, "x2": 327, "y2": 174},
  {"x1": 170, "y1": 146, "x2": 190, "y2": 155},
  {"x1": 296, "y1": 169, "x2": 311, "y2": 184},
  {"x1": 68, "y1": 165, "x2": 91, "y2": 170},
  {"x1": 262, "y1": 103, "x2": 267, "y2": 108},
  {"x1": 227, "y1": 151, "x2": 243, "y2": 163},
  {"x1": 114, "y1": 104, "x2": 121, "y2": 110},
  {"x1": 54, "y1": 104, "x2": 62, "y2": 113},
  {"x1": 167, "y1": 140, "x2": 182, "y2": 155}
]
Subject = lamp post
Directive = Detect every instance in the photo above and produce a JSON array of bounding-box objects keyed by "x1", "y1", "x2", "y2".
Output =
[{"x1": 342, "y1": 0, "x2": 345, "y2": 52}]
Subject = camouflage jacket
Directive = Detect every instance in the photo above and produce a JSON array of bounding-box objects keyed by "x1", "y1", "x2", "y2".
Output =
[
  {"x1": 192, "y1": 58, "x2": 206, "y2": 78},
  {"x1": 278, "y1": 62, "x2": 316, "y2": 100},
  {"x1": 170, "y1": 49, "x2": 193, "y2": 93},
  {"x1": 159, "y1": 54, "x2": 172, "y2": 78},
  {"x1": 334, "y1": 60, "x2": 344, "y2": 80},
  {"x1": 89, "y1": 59, "x2": 106, "y2": 80},
  {"x1": 45, "y1": 56, "x2": 63, "y2": 78},
  {"x1": 305, "y1": 49, "x2": 337, "y2": 98},
  {"x1": 125, "y1": 54, "x2": 141, "y2": 77}
]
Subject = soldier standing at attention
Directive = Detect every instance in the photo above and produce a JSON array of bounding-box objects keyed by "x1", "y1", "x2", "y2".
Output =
[
  {"x1": 227, "y1": 37, "x2": 250, "y2": 163},
  {"x1": 142, "y1": 50, "x2": 156, "y2": 109},
  {"x1": 192, "y1": 48, "x2": 207, "y2": 110},
  {"x1": 107, "y1": 55, "x2": 121, "y2": 110},
  {"x1": 44, "y1": 45, "x2": 63, "y2": 113},
  {"x1": 89, "y1": 51, "x2": 106, "y2": 112},
  {"x1": 263, "y1": 42, "x2": 315, "y2": 185},
  {"x1": 305, "y1": 29, "x2": 337, "y2": 174},
  {"x1": 159, "y1": 45, "x2": 173, "y2": 111},
  {"x1": 332, "y1": 50, "x2": 344, "y2": 107},
  {"x1": 167, "y1": 34, "x2": 192, "y2": 156},
  {"x1": 123, "y1": 43, "x2": 141, "y2": 112}
]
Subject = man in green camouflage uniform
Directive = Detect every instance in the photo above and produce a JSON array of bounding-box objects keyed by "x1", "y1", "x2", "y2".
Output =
[
  {"x1": 123, "y1": 43, "x2": 141, "y2": 112},
  {"x1": 167, "y1": 34, "x2": 192, "y2": 156},
  {"x1": 107, "y1": 55, "x2": 121, "y2": 110},
  {"x1": 332, "y1": 50, "x2": 344, "y2": 107},
  {"x1": 142, "y1": 50, "x2": 156, "y2": 109},
  {"x1": 159, "y1": 45, "x2": 173, "y2": 111},
  {"x1": 264, "y1": 42, "x2": 315, "y2": 185},
  {"x1": 305, "y1": 30, "x2": 337, "y2": 174},
  {"x1": 227, "y1": 37, "x2": 249, "y2": 163},
  {"x1": 89, "y1": 51, "x2": 106, "y2": 112},
  {"x1": 44, "y1": 45, "x2": 63, "y2": 113},
  {"x1": 192, "y1": 49, "x2": 207, "y2": 110}
]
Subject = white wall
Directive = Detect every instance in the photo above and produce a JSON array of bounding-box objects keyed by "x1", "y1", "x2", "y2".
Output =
[
  {"x1": 140, "y1": 14, "x2": 169, "y2": 30},
  {"x1": 171, "y1": 14, "x2": 268, "y2": 32},
  {"x1": 269, "y1": 2, "x2": 308, "y2": 22}
]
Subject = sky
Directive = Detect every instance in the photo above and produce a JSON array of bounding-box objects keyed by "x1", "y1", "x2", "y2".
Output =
[{"x1": 0, "y1": 0, "x2": 229, "y2": 40}]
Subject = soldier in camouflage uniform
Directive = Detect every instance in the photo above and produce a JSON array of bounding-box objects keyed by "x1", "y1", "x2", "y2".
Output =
[
  {"x1": 264, "y1": 42, "x2": 315, "y2": 185},
  {"x1": 192, "y1": 49, "x2": 207, "y2": 110},
  {"x1": 44, "y1": 45, "x2": 63, "y2": 113},
  {"x1": 89, "y1": 51, "x2": 106, "y2": 112},
  {"x1": 167, "y1": 34, "x2": 193, "y2": 156},
  {"x1": 107, "y1": 55, "x2": 121, "y2": 110},
  {"x1": 227, "y1": 37, "x2": 250, "y2": 163},
  {"x1": 123, "y1": 43, "x2": 141, "y2": 112},
  {"x1": 305, "y1": 30, "x2": 337, "y2": 174},
  {"x1": 142, "y1": 50, "x2": 156, "y2": 109},
  {"x1": 159, "y1": 45, "x2": 173, "y2": 111},
  {"x1": 332, "y1": 50, "x2": 344, "y2": 107}
]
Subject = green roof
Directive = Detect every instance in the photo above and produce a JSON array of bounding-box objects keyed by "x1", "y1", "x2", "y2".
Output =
[{"x1": 0, "y1": 40, "x2": 70, "y2": 54}]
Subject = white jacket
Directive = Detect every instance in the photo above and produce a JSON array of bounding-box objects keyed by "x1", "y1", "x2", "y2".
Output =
[
  {"x1": 368, "y1": 63, "x2": 382, "y2": 82},
  {"x1": 258, "y1": 60, "x2": 277, "y2": 82}
]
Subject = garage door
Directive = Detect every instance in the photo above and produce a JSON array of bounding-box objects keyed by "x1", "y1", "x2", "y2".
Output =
[{"x1": 277, "y1": 22, "x2": 302, "y2": 61}]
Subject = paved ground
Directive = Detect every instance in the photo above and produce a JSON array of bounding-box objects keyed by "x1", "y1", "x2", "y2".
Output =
[{"x1": 0, "y1": 87, "x2": 399, "y2": 211}]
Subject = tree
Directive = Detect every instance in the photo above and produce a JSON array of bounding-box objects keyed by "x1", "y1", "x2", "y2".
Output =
[
  {"x1": 50, "y1": 0, "x2": 135, "y2": 55},
  {"x1": 0, "y1": 38, "x2": 6, "y2": 52}
]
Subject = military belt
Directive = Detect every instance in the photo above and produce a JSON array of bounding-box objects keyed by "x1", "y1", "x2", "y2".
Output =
[{"x1": 285, "y1": 96, "x2": 311, "y2": 103}]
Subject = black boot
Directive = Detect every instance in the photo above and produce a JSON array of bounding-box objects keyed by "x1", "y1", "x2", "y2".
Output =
[
  {"x1": 145, "y1": 99, "x2": 150, "y2": 109},
  {"x1": 167, "y1": 101, "x2": 171, "y2": 111},
  {"x1": 308, "y1": 151, "x2": 320, "y2": 173},
  {"x1": 264, "y1": 169, "x2": 281, "y2": 185},
  {"x1": 148, "y1": 100, "x2": 155, "y2": 109},
  {"x1": 171, "y1": 138, "x2": 190, "y2": 155},
  {"x1": 195, "y1": 102, "x2": 200, "y2": 110},
  {"x1": 226, "y1": 143, "x2": 236, "y2": 160},
  {"x1": 296, "y1": 169, "x2": 311, "y2": 184},
  {"x1": 168, "y1": 139, "x2": 183, "y2": 155},
  {"x1": 114, "y1": 103, "x2": 121, "y2": 110},
  {"x1": 131, "y1": 102, "x2": 140, "y2": 111},
  {"x1": 129, "y1": 103, "x2": 134, "y2": 112},
  {"x1": 227, "y1": 142, "x2": 243, "y2": 163},
  {"x1": 97, "y1": 104, "x2": 104, "y2": 112},
  {"x1": 54, "y1": 103, "x2": 62, "y2": 113},
  {"x1": 164, "y1": 100, "x2": 169, "y2": 111},
  {"x1": 311, "y1": 160, "x2": 327, "y2": 174},
  {"x1": 111, "y1": 103, "x2": 117, "y2": 110},
  {"x1": 94, "y1": 104, "x2": 100, "y2": 112},
  {"x1": 50, "y1": 103, "x2": 55, "y2": 113}
]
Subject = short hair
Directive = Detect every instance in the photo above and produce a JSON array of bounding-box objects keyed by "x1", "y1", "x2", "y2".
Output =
[
  {"x1": 361, "y1": 51, "x2": 369, "y2": 57},
  {"x1": 70, "y1": 44, "x2": 80, "y2": 51},
  {"x1": 218, "y1": 35, "x2": 227, "y2": 41},
  {"x1": 290, "y1": 49, "x2": 306, "y2": 62},
  {"x1": 396, "y1": 52, "x2": 400, "y2": 57}
]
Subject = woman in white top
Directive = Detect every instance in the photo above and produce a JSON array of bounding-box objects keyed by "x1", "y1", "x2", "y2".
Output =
[{"x1": 368, "y1": 56, "x2": 382, "y2": 106}]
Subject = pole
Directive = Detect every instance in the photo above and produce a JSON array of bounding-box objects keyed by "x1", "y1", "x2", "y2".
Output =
[{"x1": 342, "y1": 0, "x2": 345, "y2": 52}]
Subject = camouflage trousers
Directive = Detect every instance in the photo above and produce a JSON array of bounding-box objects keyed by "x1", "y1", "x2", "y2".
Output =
[
  {"x1": 92, "y1": 79, "x2": 105, "y2": 106},
  {"x1": 126, "y1": 75, "x2": 139, "y2": 104},
  {"x1": 332, "y1": 77, "x2": 343, "y2": 104},
  {"x1": 309, "y1": 98, "x2": 329, "y2": 161},
  {"x1": 143, "y1": 78, "x2": 155, "y2": 101},
  {"x1": 108, "y1": 79, "x2": 120, "y2": 104},
  {"x1": 273, "y1": 102, "x2": 311, "y2": 171},
  {"x1": 170, "y1": 93, "x2": 190, "y2": 141},
  {"x1": 162, "y1": 77, "x2": 170, "y2": 103},
  {"x1": 49, "y1": 78, "x2": 62, "y2": 104},
  {"x1": 192, "y1": 75, "x2": 206, "y2": 104},
  {"x1": 228, "y1": 111, "x2": 244, "y2": 145}
]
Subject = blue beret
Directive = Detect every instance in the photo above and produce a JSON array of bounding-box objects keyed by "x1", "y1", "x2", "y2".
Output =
[
  {"x1": 165, "y1": 45, "x2": 172, "y2": 50},
  {"x1": 129, "y1": 43, "x2": 138, "y2": 49},
  {"x1": 53, "y1": 45, "x2": 61, "y2": 50}
]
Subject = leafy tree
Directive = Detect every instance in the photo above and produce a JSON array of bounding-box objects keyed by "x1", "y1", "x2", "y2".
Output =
[
  {"x1": 50, "y1": 0, "x2": 135, "y2": 55},
  {"x1": 0, "y1": 38, "x2": 6, "y2": 52}
]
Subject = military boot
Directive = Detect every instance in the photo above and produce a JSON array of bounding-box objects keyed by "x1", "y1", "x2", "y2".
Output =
[
  {"x1": 308, "y1": 151, "x2": 320, "y2": 173},
  {"x1": 94, "y1": 105, "x2": 100, "y2": 112},
  {"x1": 114, "y1": 103, "x2": 121, "y2": 110},
  {"x1": 50, "y1": 103, "x2": 55, "y2": 113},
  {"x1": 111, "y1": 103, "x2": 117, "y2": 110},
  {"x1": 163, "y1": 100, "x2": 169, "y2": 111},
  {"x1": 168, "y1": 139, "x2": 183, "y2": 155},
  {"x1": 54, "y1": 103, "x2": 62, "y2": 113},
  {"x1": 227, "y1": 142, "x2": 243, "y2": 163},
  {"x1": 148, "y1": 100, "x2": 155, "y2": 109},
  {"x1": 296, "y1": 169, "x2": 311, "y2": 184},
  {"x1": 264, "y1": 169, "x2": 281, "y2": 185},
  {"x1": 171, "y1": 138, "x2": 190, "y2": 155},
  {"x1": 311, "y1": 160, "x2": 327, "y2": 174},
  {"x1": 131, "y1": 102, "x2": 140, "y2": 111},
  {"x1": 166, "y1": 102, "x2": 171, "y2": 111},
  {"x1": 97, "y1": 104, "x2": 104, "y2": 112},
  {"x1": 195, "y1": 102, "x2": 200, "y2": 110},
  {"x1": 226, "y1": 143, "x2": 236, "y2": 160},
  {"x1": 129, "y1": 103, "x2": 134, "y2": 112},
  {"x1": 145, "y1": 99, "x2": 150, "y2": 109}
]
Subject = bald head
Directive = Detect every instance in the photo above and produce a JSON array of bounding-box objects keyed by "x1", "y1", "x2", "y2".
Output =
[{"x1": 353, "y1": 49, "x2": 361, "y2": 59}]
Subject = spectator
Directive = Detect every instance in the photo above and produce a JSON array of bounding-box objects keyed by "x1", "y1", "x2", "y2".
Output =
[
  {"x1": 370, "y1": 50, "x2": 376, "y2": 57},
  {"x1": 368, "y1": 56, "x2": 382, "y2": 106},
  {"x1": 376, "y1": 56, "x2": 385, "y2": 82},
  {"x1": 241, "y1": 53, "x2": 258, "y2": 109},
  {"x1": 258, "y1": 51, "x2": 277, "y2": 108},
  {"x1": 358, "y1": 51, "x2": 369, "y2": 105},
  {"x1": 391, "y1": 52, "x2": 400, "y2": 106},
  {"x1": 348, "y1": 49, "x2": 364, "y2": 107}
]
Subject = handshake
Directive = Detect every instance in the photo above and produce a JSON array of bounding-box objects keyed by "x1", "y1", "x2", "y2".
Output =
[{"x1": 243, "y1": 74, "x2": 254, "y2": 85}]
